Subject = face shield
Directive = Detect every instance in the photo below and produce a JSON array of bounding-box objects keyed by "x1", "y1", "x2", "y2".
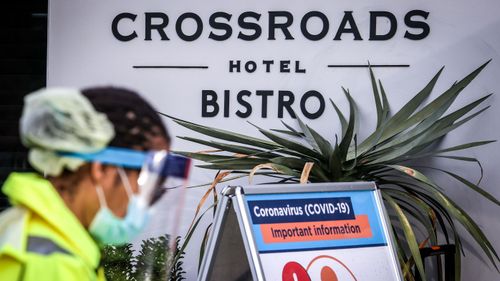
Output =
[
  {"x1": 137, "y1": 150, "x2": 192, "y2": 206},
  {"x1": 59, "y1": 147, "x2": 192, "y2": 207}
]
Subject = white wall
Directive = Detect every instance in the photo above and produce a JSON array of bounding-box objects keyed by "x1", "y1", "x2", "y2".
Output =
[{"x1": 48, "y1": 1, "x2": 500, "y2": 279}]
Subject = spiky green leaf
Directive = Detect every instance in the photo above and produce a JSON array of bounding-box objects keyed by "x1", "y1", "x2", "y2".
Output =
[
  {"x1": 330, "y1": 98, "x2": 348, "y2": 137},
  {"x1": 383, "y1": 193, "x2": 427, "y2": 280}
]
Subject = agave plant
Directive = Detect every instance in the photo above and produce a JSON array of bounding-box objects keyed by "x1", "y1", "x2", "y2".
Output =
[{"x1": 162, "y1": 60, "x2": 499, "y2": 280}]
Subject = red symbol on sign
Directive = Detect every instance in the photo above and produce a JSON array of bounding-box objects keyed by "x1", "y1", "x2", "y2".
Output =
[
  {"x1": 282, "y1": 255, "x2": 357, "y2": 281},
  {"x1": 282, "y1": 262, "x2": 311, "y2": 281}
]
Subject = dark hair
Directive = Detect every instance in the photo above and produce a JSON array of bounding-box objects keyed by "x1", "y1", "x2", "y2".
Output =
[{"x1": 81, "y1": 87, "x2": 170, "y2": 151}]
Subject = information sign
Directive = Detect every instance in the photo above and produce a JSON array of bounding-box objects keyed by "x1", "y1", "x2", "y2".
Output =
[{"x1": 198, "y1": 182, "x2": 403, "y2": 281}]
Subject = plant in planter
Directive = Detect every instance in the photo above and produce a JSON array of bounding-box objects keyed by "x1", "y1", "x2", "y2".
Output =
[
  {"x1": 163, "y1": 61, "x2": 499, "y2": 280},
  {"x1": 102, "y1": 235, "x2": 185, "y2": 281}
]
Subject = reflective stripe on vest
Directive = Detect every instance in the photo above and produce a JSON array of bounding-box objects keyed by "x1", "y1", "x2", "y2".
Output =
[{"x1": 26, "y1": 236, "x2": 71, "y2": 256}]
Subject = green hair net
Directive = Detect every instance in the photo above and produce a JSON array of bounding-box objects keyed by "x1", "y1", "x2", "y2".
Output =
[{"x1": 20, "y1": 88, "x2": 115, "y2": 176}]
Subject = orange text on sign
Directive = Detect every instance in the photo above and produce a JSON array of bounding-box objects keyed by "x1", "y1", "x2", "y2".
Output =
[{"x1": 261, "y1": 215, "x2": 372, "y2": 243}]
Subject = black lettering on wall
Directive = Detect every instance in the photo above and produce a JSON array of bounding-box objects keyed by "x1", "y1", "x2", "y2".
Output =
[
  {"x1": 262, "y1": 60, "x2": 274, "y2": 72},
  {"x1": 300, "y1": 91, "x2": 325, "y2": 119},
  {"x1": 145, "y1": 13, "x2": 170, "y2": 41},
  {"x1": 278, "y1": 91, "x2": 296, "y2": 118},
  {"x1": 245, "y1": 61, "x2": 257, "y2": 73},
  {"x1": 334, "y1": 11, "x2": 363, "y2": 40},
  {"x1": 202, "y1": 90, "x2": 219, "y2": 117},
  {"x1": 229, "y1": 60, "x2": 240, "y2": 72},
  {"x1": 224, "y1": 90, "x2": 230, "y2": 117},
  {"x1": 236, "y1": 90, "x2": 252, "y2": 118},
  {"x1": 112, "y1": 13, "x2": 138, "y2": 41},
  {"x1": 238, "y1": 12, "x2": 262, "y2": 41},
  {"x1": 256, "y1": 90, "x2": 273, "y2": 118},
  {"x1": 369, "y1": 11, "x2": 397, "y2": 40},
  {"x1": 301, "y1": 11, "x2": 329, "y2": 41},
  {"x1": 295, "y1": 61, "x2": 306, "y2": 73},
  {"x1": 176, "y1": 12, "x2": 203, "y2": 41},
  {"x1": 404, "y1": 10, "x2": 430, "y2": 40},
  {"x1": 280, "y1": 60, "x2": 290, "y2": 72},
  {"x1": 268, "y1": 11, "x2": 294, "y2": 40},
  {"x1": 209, "y1": 12, "x2": 233, "y2": 41}
]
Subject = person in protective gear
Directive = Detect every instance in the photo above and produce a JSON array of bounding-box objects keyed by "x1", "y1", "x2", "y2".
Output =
[{"x1": 0, "y1": 87, "x2": 177, "y2": 281}]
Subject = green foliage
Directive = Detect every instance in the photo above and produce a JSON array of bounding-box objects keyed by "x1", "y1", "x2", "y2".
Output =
[
  {"x1": 163, "y1": 61, "x2": 499, "y2": 281},
  {"x1": 101, "y1": 243, "x2": 135, "y2": 281},
  {"x1": 102, "y1": 235, "x2": 185, "y2": 281}
]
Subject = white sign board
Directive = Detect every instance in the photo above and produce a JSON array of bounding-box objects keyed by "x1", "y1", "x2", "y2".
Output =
[
  {"x1": 48, "y1": 1, "x2": 500, "y2": 279},
  {"x1": 198, "y1": 182, "x2": 402, "y2": 281}
]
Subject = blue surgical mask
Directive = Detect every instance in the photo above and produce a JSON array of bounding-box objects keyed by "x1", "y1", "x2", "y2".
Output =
[{"x1": 89, "y1": 168, "x2": 151, "y2": 245}]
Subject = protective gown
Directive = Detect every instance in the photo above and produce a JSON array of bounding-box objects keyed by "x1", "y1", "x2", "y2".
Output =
[{"x1": 0, "y1": 173, "x2": 105, "y2": 281}]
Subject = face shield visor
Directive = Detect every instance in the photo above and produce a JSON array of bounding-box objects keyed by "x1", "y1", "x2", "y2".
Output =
[
  {"x1": 137, "y1": 150, "x2": 192, "y2": 206},
  {"x1": 59, "y1": 147, "x2": 192, "y2": 207}
]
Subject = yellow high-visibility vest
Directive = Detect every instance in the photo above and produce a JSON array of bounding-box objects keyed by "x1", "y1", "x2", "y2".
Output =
[{"x1": 0, "y1": 173, "x2": 105, "y2": 281}]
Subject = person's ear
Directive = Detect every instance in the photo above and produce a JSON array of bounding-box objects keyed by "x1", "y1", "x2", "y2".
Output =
[{"x1": 90, "y1": 162, "x2": 104, "y2": 184}]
